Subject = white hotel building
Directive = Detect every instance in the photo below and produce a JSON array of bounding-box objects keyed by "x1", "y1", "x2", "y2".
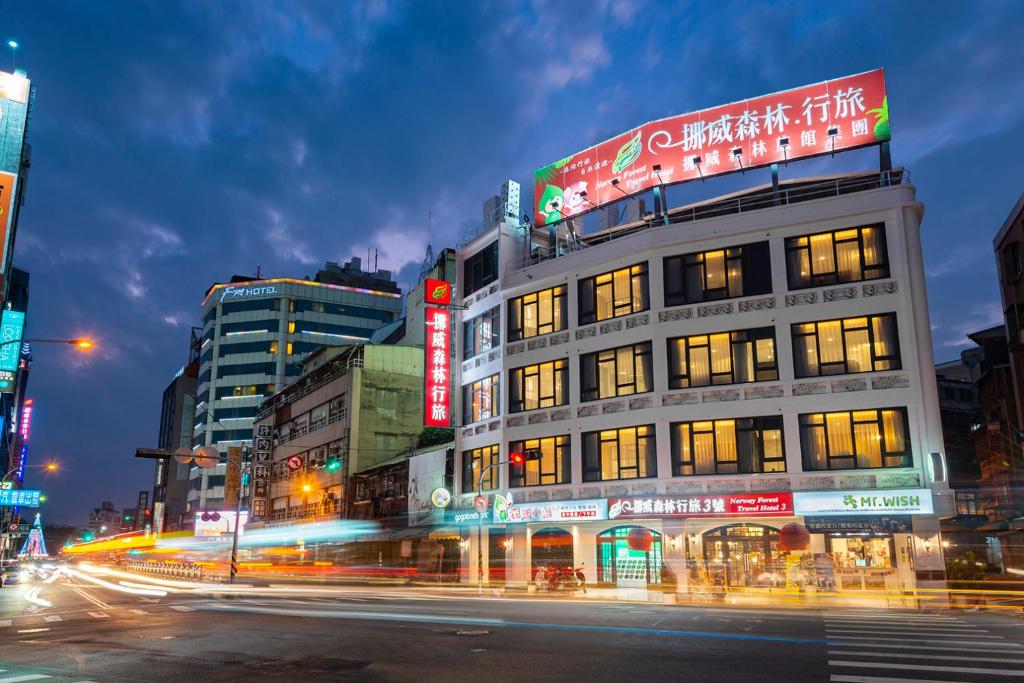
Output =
[{"x1": 452, "y1": 171, "x2": 951, "y2": 599}]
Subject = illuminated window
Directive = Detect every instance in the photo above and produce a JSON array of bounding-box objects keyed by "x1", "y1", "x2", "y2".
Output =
[
  {"x1": 286, "y1": 342, "x2": 294, "y2": 355},
  {"x1": 287, "y1": 321, "x2": 296, "y2": 334},
  {"x1": 581, "y1": 342, "x2": 652, "y2": 402},
  {"x1": 800, "y1": 408, "x2": 911, "y2": 471},
  {"x1": 785, "y1": 225, "x2": 889, "y2": 289},
  {"x1": 508, "y1": 285, "x2": 567, "y2": 341},
  {"x1": 463, "y1": 306, "x2": 500, "y2": 359},
  {"x1": 582, "y1": 425, "x2": 656, "y2": 481},
  {"x1": 269, "y1": 341, "x2": 279, "y2": 354},
  {"x1": 462, "y1": 444, "x2": 499, "y2": 492},
  {"x1": 792, "y1": 313, "x2": 900, "y2": 377},
  {"x1": 668, "y1": 327, "x2": 777, "y2": 388},
  {"x1": 672, "y1": 417, "x2": 785, "y2": 476},
  {"x1": 462, "y1": 374, "x2": 500, "y2": 424},
  {"x1": 578, "y1": 263, "x2": 649, "y2": 325},
  {"x1": 663, "y1": 242, "x2": 771, "y2": 307},
  {"x1": 508, "y1": 359, "x2": 568, "y2": 413},
  {"x1": 509, "y1": 436, "x2": 570, "y2": 487}
]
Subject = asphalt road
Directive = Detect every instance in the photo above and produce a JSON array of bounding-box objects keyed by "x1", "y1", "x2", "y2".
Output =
[{"x1": 0, "y1": 570, "x2": 1022, "y2": 682}]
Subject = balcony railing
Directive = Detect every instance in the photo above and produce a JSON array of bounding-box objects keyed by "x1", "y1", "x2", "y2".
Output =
[{"x1": 524, "y1": 169, "x2": 909, "y2": 269}]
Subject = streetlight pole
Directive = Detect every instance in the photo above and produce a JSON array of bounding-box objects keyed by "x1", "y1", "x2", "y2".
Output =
[
  {"x1": 0, "y1": 337, "x2": 94, "y2": 350},
  {"x1": 475, "y1": 459, "x2": 508, "y2": 595},
  {"x1": 223, "y1": 457, "x2": 247, "y2": 584}
]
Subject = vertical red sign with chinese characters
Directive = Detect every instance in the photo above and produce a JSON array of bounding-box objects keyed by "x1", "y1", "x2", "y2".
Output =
[
  {"x1": 424, "y1": 307, "x2": 450, "y2": 427},
  {"x1": 534, "y1": 69, "x2": 889, "y2": 226}
]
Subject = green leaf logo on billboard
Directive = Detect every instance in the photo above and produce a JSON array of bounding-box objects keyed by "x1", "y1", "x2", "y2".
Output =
[
  {"x1": 612, "y1": 130, "x2": 642, "y2": 174},
  {"x1": 842, "y1": 494, "x2": 858, "y2": 509},
  {"x1": 867, "y1": 96, "x2": 890, "y2": 142}
]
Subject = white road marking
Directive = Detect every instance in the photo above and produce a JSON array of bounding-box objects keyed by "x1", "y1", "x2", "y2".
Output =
[
  {"x1": 129, "y1": 609, "x2": 147, "y2": 614},
  {"x1": 15, "y1": 629, "x2": 49, "y2": 634},
  {"x1": 828, "y1": 636, "x2": 1020, "y2": 647},
  {"x1": 42, "y1": 616, "x2": 62, "y2": 623},
  {"x1": 831, "y1": 676, "x2": 970, "y2": 683},
  {"x1": 170, "y1": 605, "x2": 196, "y2": 612},
  {"x1": 826, "y1": 629, "x2": 1002, "y2": 638},
  {"x1": 88, "y1": 611, "x2": 109, "y2": 619},
  {"x1": 829, "y1": 650, "x2": 1024, "y2": 664},
  {"x1": 829, "y1": 659, "x2": 1024, "y2": 677},
  {"x1": 827, "y1": 641, "x2": 1023, "y2": 653},
  {"x1": 0, "y1": 675, "x2": 52, "y2": 683}
]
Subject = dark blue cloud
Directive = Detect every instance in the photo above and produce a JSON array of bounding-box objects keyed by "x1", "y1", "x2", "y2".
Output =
[{"x1": 5, "y1": 0, "x2": 1021, "y2": 523}]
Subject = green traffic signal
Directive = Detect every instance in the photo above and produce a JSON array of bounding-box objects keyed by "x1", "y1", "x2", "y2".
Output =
[
  {"x1": 82, "y1": 531, "x2": 95, "y2": 542},
  {"x1": 325, "y1": 459, "x2": 341, "y2": 472}
]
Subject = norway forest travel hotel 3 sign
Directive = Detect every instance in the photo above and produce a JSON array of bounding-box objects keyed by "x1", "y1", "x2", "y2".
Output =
[{"x1": 533, "y1": 68, "x2": 890, "y2": 225}]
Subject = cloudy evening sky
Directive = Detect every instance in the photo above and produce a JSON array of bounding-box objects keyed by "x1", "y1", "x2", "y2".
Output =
[{"x1": 6, "y1": 1, "x2": 1023, "y2": 524}]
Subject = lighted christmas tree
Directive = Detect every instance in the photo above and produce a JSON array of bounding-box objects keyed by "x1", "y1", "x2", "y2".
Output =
[{"x1": 19, "y1": 513, "x2": 48, "y2": 559}]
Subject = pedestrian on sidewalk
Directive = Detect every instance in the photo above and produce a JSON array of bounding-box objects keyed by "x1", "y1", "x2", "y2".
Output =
[{"x1": 574, "y1": 564, "x2": 587, "y2": 595}]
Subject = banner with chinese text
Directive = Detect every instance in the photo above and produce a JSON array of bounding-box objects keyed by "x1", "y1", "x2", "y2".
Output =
[
  {"x1": 608, "y1": 493, "x2": 794, "y2": 519},
  {"x1": 424, "y1": 306, "x2": 450, "y2": 426}
]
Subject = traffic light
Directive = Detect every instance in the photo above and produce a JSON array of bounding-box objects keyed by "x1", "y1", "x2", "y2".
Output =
[
  {"x1": 509, "y1": 450, "x2": 542, "y2": 465},
  {"x1": 325, "y1": 459, "x2": 342, "y2": 472},
  {"x1": 82, "y1": 531, "x2": 95, "y2": 542}
]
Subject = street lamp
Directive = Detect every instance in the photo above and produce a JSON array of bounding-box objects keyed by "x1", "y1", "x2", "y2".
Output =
[
  {"x1": 0, "y1": 337, "x2": 95, "y2": 351},
  {"x1": 0, "y1": 461, "x2": 58, "y2": 566},
  {"x1": 7, "y1": 40, "x2": 16, "y2": 71}
]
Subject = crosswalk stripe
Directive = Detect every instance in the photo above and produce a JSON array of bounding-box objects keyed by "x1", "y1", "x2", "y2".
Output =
[
  {"x1": 42, "y1": 616, "x2": 62, "y2": 623},
  {"x1": 170, "y1": 605, "x2": 195, "y2": 612},
  {"x1": 829, "y1": 650, "x2": 1024, "y2": 665},
  {"x1": 827, "y1": 614, "x2": 956, "y2": 620},
  {"x1": 829, "y1": 659, "x2": 1024, "y2": 677},
  {"x1": 88, "y1": 611, "x2": 109, "y2": 619},
  {"x1": 828, "y1": 636, "x2": 1020, "y2": 647},
  {"x1": 831, "y1": 676, "x2": 971, "y2": 683},
  {"x1": 826, "y1": 629, "x2": 1001, "y2": 638},
  {"x1": 828, "y1": 641, "x2": 1023, "y2": 653},
  {"x1": 825, "y1": 617, "x2": 961, "y2": 624},
  {"x1": 0, "y1": 675, "x2": 52, "y2": 682}
]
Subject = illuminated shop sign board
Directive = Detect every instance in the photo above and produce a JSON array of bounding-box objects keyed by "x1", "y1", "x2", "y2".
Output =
[
  {"x1": 19, "y1": 398, "x2": 32, "y2": 440},
  {"x1": 424, "y1": 278, "x2": 452, "y2": 306},
  {"x1": 803, "y1": 515, "x2": 912, "y2": 534},
  {"x1": 218, "y1": 285, "x2": 279, "y2": 303},
  {"x1": 0, "y1": 488, "x2": 40, "y2": 507},
  {"x1": 0, "y1": 309, "x2": 25, "y2": 375},
  {"x1": 423, "y1": 306, "x2": 450, "y2": 427},
  {"x1": 609, "y1": 493, "x2": 793, "y2": 519},
  {"x1": 792, "y1": 488, "x2": 932, "y2": 516},
  {"x1": 0, "y1": 71, "x2": 30, "y2": 276},
  {"x1": 194, "y1": 510, "x2": 249, "y2": 537},
  {"x1": 533, "y1": 68, "x2": 889, "y2": 226},
  {"x1": 494, "y1": 497, "x2": 607, "y2": 524},
  {"x1": 450, "y1": 509, "x2": 486, "y2": 525}
]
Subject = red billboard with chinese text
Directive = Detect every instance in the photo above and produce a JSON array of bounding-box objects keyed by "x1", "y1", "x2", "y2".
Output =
[
  {"x1": 608, "y1": 492, "x2": 794, "y2": 519},
  {"x1": 534, "y1": 69, "x2": 889, "y2": 225},
  {"x1": 424, "y1": 307, "x2": 450, "y2": 427}
]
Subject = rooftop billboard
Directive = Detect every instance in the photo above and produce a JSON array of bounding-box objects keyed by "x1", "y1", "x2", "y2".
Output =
[
  {"x1": 0, "y1": 70, "x2": 30, "y2": 278},
  {"x1": 533, "y1": 68, "x2": 889, "y2": 226}
]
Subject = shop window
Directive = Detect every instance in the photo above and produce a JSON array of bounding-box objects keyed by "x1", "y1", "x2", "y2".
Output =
[
  {"x1": 826, "y1": 536, "x2": 894, "y2": 568},
  {"x1": 462, "y1": 444, "x2": 499, "y2": 493},
  {"x1": 578, "y1": 263, "x2": 649, "y2": 325},
  {"x1": 672, "y1": 417, "x2": 785, "y2": 475},
  {"x1": 580, "y1": 342, "x2": 652, "y2": 402},
  {"x1": 800, "y1": 407, "x2": 912, "y2": 471},
  {"x1": 668, "y1": 327, "x2": 777, "y2": 388},
  {"x1": 663, "y1": 242, "x2": 771, "y2": 307},
  {"x1": 792, "y1": 313, "x2": 900, "y2": 377},
  {"x1": 463, "y1": 241, "x2": 499, "y2": 297},
  {"x1": 508, "y1": 285, "x2": 567, "y2": 341},
  {"x1": 596, "y1": 527, "x2": 662, "y2": 585},
  {"x1": 463, "y1": 306, "x2": 500, "y2": 359},
  {"x1": 582, "y1": 425, "x2": 656, "y2": 482},
  {"x1": 508, "y1": 359, "x2": 568, "y2": 413},
  {"x1": 509, "y1": 435, "x2": 570, "y2": 487},
  {"x1": 462, "y1": 374, "x2": 500, "y2": 424},
  {"x1": 785, "y1": 224, "x2": 889, "y2": 290},
  {"x1": 531, "y1": 528, "x2": 574, "y2": 580}
]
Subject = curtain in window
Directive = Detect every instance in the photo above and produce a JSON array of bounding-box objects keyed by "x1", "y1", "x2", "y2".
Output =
[
  {"x1": 818, "y1": 321, "x2": 844, "y2": 369},
  {"x1": 598, "y1": 354, "x2": 616, "y2": 398},
  {"x1": 676, "y1": 423, "x2": 691, "y2": 473},
  {"x1": 809, "y1": 234, "x2": 835, "y2": 275},
  {"x1": 861, "y1": 226, "x2": 883, "y2": 266},
  {"x1": 882, "y1": 409, "x2": 905, "y2": 452},
  {"x1": 710, "y1": 333, "x2": 731, "y2": 378},
  {"x1": 835, "y1": 239, "x2": 862, "y2": 281},
  {"x1": 537, "y1": 290, "x2": 552, "y2": 330},
  {"x1": 693, "y1": 422, "x2": 715, "y2": 474},
  {"x1": 872, "y1": 315, "x2": 895, "y2": 360},
  {"x1": 802, "y1": 420, "x2": 828, "y2": 470},
  {"x1": 788, "y1": 247, "x2": 810, "y2": 287},
  {"x1": 705, "y1": 251, "x2": 726, "y2": 290},
  {"x1": 844, "y1": 322, "x2": 871, "y2": 373},
  {"x1": 826, "y1": 412, "x2": 853, "y2": 456},
  {"x1": 613, "y1": 269, "x2": 631, "y2": 309},
  {"x1": 715, "y1": 420, "x2": 738, "y2": 472},
  {"x1": 854, "y1": 420, "x2": 882, "y2": 468},
  {"x1": 596, "y1": 279, "x2": 613, "y2": 321},
  {"x1": 690, "y1": 338, "x2": 710, "y2": 386},
  {"x1": 601, "y1": 437, "x2": 618, "y2": 480},
  {"x1": 794, "y1": 332, "x2": 819, "y2": 376},
  {"x1": 670, "y1": 339, "x2": 687, "y2": 385}
]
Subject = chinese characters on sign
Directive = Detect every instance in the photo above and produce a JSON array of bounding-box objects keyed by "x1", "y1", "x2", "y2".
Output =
[
  {"x1": 496, "y1": 499, "x2": 608, "y2": 524},
  {"x1": 424, "y1": 305, "x2": 450, "y2": 427},
  {"x1": 533, "y1": 69, "x2": 889, "y2": 225},
  {"x1": 18, "y1": 398, "x2": 32, "y2": 440},
  {"x1": 250, "y1": 424, "x2": 273, "y2": 521},
  {"x1": 608, "y1": 493, "x2": 794, "y2": 519},
  {"x1": 0, "y1": 488, "x2": 41, "y2": 507}
]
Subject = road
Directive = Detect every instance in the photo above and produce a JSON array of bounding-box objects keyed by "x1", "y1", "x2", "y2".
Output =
[{"x1": 0, "y1": 568, "x2": 1021, "y2": 682}]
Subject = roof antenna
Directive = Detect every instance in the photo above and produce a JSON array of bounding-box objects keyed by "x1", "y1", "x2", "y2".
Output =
[
  {"x1": 374, "y1": 248, "x2": 378, "y2": 273},
  {"x1": 256, "y1": 263, "x2": 262, "y2": 279}
]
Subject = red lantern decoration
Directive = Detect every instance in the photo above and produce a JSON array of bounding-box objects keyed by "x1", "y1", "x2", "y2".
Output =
[
  {"x1": 778, "y1": 523, "x2": 811, "y2": 552},
  {"x1": 627, "y1": 527, "x2": 654, "y2": 552}
]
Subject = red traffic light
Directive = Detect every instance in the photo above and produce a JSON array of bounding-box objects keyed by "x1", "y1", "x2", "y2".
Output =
[{"x1": 509, "y1": 451, "x2": 525, "y2": 466}]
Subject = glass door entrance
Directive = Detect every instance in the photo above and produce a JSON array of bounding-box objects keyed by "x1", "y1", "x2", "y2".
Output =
[{"x1": 702, "y1": 524, "x2": 781, "y2": 587}]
